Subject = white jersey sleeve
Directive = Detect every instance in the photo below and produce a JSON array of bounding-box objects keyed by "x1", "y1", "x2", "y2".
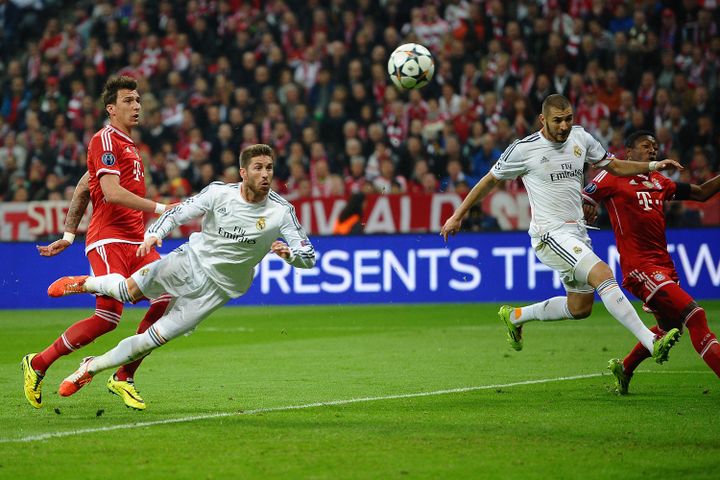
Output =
[
  {"x1": 146, "y1": 182, "x2": 220, "y2": 240},
  {"x1": 491, "y1": 137, "x2": 532, "y2": 180},
  {"x1": 278, "y1": 202, "x2": 316, "y2": 268},
  {"x1": 579, "y1": 128, "x2": 612, "y2": 167}
]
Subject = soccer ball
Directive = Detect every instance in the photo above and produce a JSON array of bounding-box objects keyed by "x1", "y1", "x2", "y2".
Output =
[{"x1": 387, "y1": 43, "x2": 435, "y2": 90}]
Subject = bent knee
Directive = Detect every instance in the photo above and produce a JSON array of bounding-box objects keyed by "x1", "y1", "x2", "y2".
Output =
[{"x1": 570, "y1": 306, "x2": 593, "y2": 319}]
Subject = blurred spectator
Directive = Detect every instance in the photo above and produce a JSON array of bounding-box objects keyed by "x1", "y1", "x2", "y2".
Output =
[
  {"x1": 345, "y1": 155, "x2": 367, "y2": 195},
  {"x1": 0, "y1": 131, "x2": 27, "y2": 173},
  {"x1": 462, "y1": 205, "x2": 500, "y2": 232},
  {"x1": 373, "y1": 158, "x2": 406, "y2": 194},
  {"x1": 471, "y1": 133, "x2": 501, "y2": 178},
  {"x1": 575, "y1": 85, "x2": 609, "y2": 134}
]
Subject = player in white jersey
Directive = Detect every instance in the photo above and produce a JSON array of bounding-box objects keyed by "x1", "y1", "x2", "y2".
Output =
[
  {"x1": 441, "y1": 94, "x2": 682, "y2": 363},
  {"x1": 47, "y1": 144, "x2": 316, "y2": 399}
]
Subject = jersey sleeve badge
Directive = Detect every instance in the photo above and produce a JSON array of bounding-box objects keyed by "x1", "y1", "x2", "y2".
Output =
[
  {"x1": 583, "y1": 183, "x2": 598, "y2": 194},
  {"x1": 101, "y1": 152, "x2": 116, "y2": 166}
]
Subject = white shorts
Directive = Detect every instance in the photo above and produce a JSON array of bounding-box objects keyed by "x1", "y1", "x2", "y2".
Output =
[
  {"x1": 531, "y1": 224, "x2": 601, "y2": 294},
  {"x1": 131, "y1": 246, "x2": 230, "y2": 341}
]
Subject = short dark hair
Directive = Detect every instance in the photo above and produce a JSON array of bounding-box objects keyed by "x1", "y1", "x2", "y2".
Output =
[
  {"x1": 101, "y1": 76, "x2": 138, "y2": 107},
  {"x1": 625, "y1": 130, "x2": 656, "y2": 148},
  {"x1": 240, "y1": 144, "x2": 275, "y2": 169},
  {"x1": 541, "y1": 94, "x2": 572, "y2": 117}
]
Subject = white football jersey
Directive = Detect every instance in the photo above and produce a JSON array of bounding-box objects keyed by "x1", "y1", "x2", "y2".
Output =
[
  {"x1": 491, "y1": 126, "x2": 611, "y2": 237},
  {"x1": 147, "y1": 182, "x2": 315, "y2": 297}
]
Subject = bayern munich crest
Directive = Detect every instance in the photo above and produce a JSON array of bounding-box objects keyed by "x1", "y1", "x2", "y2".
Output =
[
  {"x1": 101, "y1": 152, "x2": 116, "y2": 166},
  {"x1": 653, "y1": 272, "x2": 666, "y2": 281}
]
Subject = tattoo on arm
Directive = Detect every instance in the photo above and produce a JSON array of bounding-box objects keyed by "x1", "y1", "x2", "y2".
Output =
[{"x1": 65, "y1": 173, "x2": 91, "y2": 234}]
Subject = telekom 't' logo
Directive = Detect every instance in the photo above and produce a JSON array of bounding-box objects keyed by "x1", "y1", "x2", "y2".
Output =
[
  {"x1": 133, "y1": 159, "x2": 143, "y2": 182},
  {"x1": 636, "y1": 191, "x2": 653, "y2": 211}
]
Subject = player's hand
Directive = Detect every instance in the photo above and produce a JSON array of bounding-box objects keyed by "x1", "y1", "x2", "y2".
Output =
[
  {"x1": 37, "y1": 239, "x2": 71, "y2": 257},
  {"x1": 137, "y1": 236, "x2": 162, "y2": 257},
  {"x1": 582, "y1": 203, "x2": 598, "y2": 225},
  {"x1": 656, "y1": 159, "x2": 684, "y2": 171},
  {"x1": 440, "y1": 215, "x2": 462, "y2": 242},
  {"x1": 271, "y1": 240, "x2": 291, "y2": 259}
]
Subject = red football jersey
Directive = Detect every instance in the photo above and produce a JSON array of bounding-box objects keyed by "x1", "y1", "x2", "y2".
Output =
[
  {"x1": 582, "y1": 170, "x2": 677, "y2": 277},
  {"x1": 85, "y1": 125, "x2": 146, "y2": 253}
]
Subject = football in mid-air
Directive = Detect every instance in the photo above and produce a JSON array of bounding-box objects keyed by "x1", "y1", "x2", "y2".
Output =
[{"x1": 387, "y1": 43, "x2": 435, "y2": 90}]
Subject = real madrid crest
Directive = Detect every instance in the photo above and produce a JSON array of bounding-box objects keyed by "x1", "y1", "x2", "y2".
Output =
[
  {"x1": 573, "y1": 246, "x2": 582, "y2": 254},
  {"x1": 573, "y1": 145, "x2": 582, "y2": 157},
  {"x1": 256, "y1": 217, "x2": 266, "y2": 230}
]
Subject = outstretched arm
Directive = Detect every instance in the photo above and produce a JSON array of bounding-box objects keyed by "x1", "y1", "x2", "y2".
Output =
[
  {"x1": 37, "y1": 172, "x2": 91, "y2": 257},
  {"x1": 100, "y1": 174, "x2": 170, "y2": 214},
  {"x1": 278, "y1": 204, "x2": 316, "y2": 268},
  {"x1": 137, "y1": 185, "x2": 214, "y2": 256},
  {"x1": 688, "y1": 174, "x2": 720, "y2": 202},
  {"x1": 440, "y1": 172, "x2": 500, "y2": 241},
  {"x1": 603, "y1": 158, "x2": 683, "y2": 177}
]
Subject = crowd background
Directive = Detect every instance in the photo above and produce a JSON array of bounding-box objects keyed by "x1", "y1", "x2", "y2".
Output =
[{"x1": 0, "y1": 0, "x2": 718, "y2": 231}]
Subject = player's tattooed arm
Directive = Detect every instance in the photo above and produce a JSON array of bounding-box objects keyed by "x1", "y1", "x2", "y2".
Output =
[
  {"x1": 37, "y1": 172, "x2": 91, "y2": 257},
  {"x1": 64, "y1": 171, "x2": 91, "y2": 234}
]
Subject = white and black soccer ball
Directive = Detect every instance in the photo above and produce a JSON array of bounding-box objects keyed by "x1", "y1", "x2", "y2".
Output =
[{"x1": 387, "y1": 43, "x2": 435, "y2": 90}]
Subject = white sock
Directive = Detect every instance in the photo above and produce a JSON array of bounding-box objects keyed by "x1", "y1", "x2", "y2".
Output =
[
  {"x1": 89, "y1": 331, "x2": 157, "y2": 375},
  {"x1": 596, "y1": 278, "x2": 654, "y2": 352},
  {"x1": 85, "y1": 274, "x2": 134, "y2": 303},
  {"x1": 513, "y1": 296, "x2": 574, "y2": 326}
]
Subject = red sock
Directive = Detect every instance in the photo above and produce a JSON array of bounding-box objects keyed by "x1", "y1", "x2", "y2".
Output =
[
  {"x1": 685, "y1": 308, "x2": 720, "y2": 377},
  {"x1": 623, "y1": 325, "x2": 664, "y2": 375},
  {"x1": 114, "y1": 295, "x2": 170, "y2": 382},
  {"x1": 31, "y1": 312, "x2": 120, "y2": 374}
]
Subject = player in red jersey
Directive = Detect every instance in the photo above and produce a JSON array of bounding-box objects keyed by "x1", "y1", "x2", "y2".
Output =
[
  {"x1": 583, "y1": 130, "x2": 720, "y2": 394},
  {"x1": 23, "y1": 76, "x2": 174, "y2": 410}
]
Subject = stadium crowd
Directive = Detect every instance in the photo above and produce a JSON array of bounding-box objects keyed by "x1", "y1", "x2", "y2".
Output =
[{"x1": 0, "y1": 0, "x2": 718, "y2": 228}]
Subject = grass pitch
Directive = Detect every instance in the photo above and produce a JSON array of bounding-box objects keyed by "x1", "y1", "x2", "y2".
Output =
[{"x1": 1, "y1": 302, "x2": 719, "y2": 479}]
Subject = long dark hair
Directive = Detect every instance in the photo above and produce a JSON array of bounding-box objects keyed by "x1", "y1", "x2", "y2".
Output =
[{"x1": 338, "y1": 192, "x2": 365, "y2": 222}]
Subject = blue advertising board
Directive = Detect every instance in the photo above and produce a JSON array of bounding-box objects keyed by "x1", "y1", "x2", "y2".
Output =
[{"x1": 1, "y1": 229, "x2": 718, "y2": 310}]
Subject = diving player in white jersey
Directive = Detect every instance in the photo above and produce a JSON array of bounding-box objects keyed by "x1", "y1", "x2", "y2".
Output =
[
  {"x1": 441, "y1": 94, "x2": 683, "y2": 363},
  {"x1": 48, "y1": 144, "x2": 317, "y2": 398}
]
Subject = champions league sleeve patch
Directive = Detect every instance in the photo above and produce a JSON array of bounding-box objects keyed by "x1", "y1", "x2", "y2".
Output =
[
  {"x1": 101, "y1": 152, "x2": 116, "y2": 166},
  {"x1": 583, "y1": 183, "x2": 597, "y2": 194}
]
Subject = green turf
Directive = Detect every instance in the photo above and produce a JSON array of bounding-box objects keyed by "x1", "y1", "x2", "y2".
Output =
[{"x1": 1, "y1": 302, "x2": 719, "y2": 479}]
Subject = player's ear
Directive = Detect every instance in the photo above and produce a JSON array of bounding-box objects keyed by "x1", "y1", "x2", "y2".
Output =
[
  {"x1": 539, "y1": 113, "x2": 545, "y2": 126},
  {"x1": 106, "y1": 104, "x2": 114, "y2": 117}
]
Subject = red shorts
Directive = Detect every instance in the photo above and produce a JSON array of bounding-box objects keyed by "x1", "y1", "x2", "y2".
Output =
[
  {"x1": 88, "y1": 242, "x2": 161, "y2": 279},
  {"x1": 623, "y1": 266, "x2": 696, "y2": 330}
]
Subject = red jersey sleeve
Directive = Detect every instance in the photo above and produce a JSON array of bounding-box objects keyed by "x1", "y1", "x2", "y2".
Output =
[
  {"x1": 582, "y1": 169, "x2": 617, "y2": 206},
  {"x1": 87, "y1": 130, "x2": 120, "y2": 179}
]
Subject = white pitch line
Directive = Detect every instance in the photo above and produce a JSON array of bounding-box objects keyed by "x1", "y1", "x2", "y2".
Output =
[{"x1": 1, "y1": 370, "x2": 709, "y2": 444}]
